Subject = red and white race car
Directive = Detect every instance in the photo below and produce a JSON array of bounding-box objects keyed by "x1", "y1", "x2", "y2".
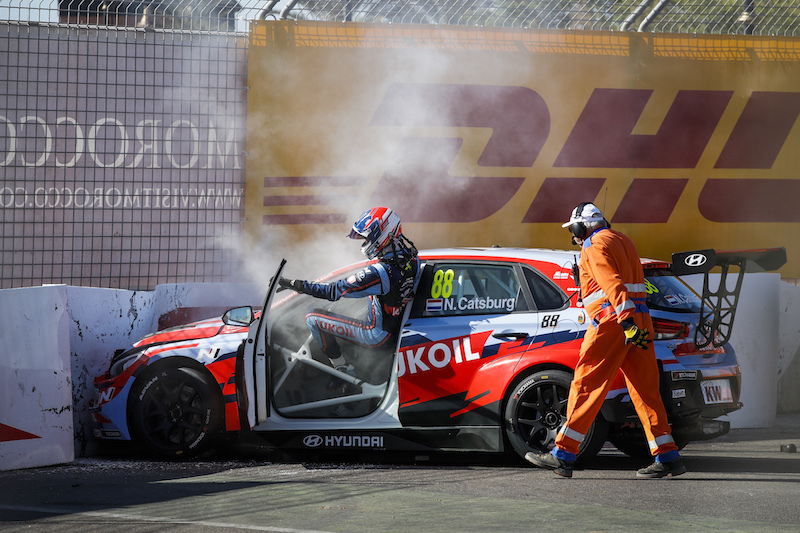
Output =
[{"x1": 92, "y1": 247, "x2": 783, "y2": 461}]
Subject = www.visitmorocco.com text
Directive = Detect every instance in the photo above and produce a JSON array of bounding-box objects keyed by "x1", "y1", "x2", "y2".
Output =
[{"x1": 0, "y1": 186, "x2": 242, "y2": 209}]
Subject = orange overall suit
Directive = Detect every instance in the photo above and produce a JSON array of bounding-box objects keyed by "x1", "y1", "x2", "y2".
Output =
[{"x1": 555, "y1": 227, "x2": 678, "y2": 457}]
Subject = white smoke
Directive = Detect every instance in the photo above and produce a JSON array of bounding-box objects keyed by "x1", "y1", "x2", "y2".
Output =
[
  {"x1": 227, "y1": 36, "x2": 469, "y2": 287},
  {"x1": 229, "y1": 30, "x2": 524, "y2": 288}
]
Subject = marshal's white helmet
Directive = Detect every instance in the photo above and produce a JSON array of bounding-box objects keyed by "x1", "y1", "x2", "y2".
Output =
[
  {"x1": 562, "y1": 203, "x2": 604, "y2": 228},
  {"x1": 562, "y1": 202, "x2": 606, "y2": 240}
]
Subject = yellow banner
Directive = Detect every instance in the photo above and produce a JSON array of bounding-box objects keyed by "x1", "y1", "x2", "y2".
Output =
[{"x1": 246, "y1": 21, "x2": 800, "y2": 278}]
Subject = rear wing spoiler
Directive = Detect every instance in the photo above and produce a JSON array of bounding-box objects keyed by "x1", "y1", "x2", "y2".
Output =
[{"x1": 670, "y1": 248, "x2": 787, "y2": 348}]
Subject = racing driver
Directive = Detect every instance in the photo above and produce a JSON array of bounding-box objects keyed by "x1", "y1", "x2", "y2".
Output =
[
  {"x1": 278, "y1": 207, "x2": 419, "y2": 384},
  {"x1": 525, "y1": 202, "x2": 686, "y2": 479}
]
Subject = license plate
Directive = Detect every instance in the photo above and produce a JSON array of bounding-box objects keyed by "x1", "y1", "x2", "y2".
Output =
[{"x1": 701, "y1": 379, "x2": 733, "y2": 405}]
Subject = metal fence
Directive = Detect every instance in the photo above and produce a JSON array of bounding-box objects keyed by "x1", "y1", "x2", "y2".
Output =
[
  {"x1": 1, "y1": 1, "x2": 799, "y2": 36},
  {"x1": 1, "y1": 1, "x2": 799, "y2": 291},
  {"x1": 257, "y1": 0, "x2": 800, "y2": 36}
]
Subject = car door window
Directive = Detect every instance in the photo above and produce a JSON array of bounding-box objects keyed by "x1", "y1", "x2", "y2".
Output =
[
  {"x1": 523, "y1": 266, "x2": 568, "y2": 311},
  {"x1": 416, "y1": 263, "x2": 529, "y2": 317}
]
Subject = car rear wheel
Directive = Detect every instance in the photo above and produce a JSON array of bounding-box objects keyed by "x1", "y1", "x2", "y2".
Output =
[
  {"x1": 504, "y1": 370, "x2": 608, "y2": 464},
  {"x1": 129, "y1": 365, "x2": 223, "y2": 460},
  {"x1": 609, "y1": 432, "x2": 688, "y2": 459}
]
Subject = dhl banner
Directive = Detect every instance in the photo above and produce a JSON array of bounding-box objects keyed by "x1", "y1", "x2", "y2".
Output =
[{"x1": 245, "y1": 22, "x2": 800, "y2": 278}]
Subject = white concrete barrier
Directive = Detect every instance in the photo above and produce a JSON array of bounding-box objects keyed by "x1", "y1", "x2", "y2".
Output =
[
  {"x1": 726, "y1": 274, "x2": 780, "y2": 428},
  {"x1": 0, "y1": 285, "x2": 74, "y2": 471},
  {"x1": 684, "y1": 273, "x2": 781, "y2": 428},
  {"x1": 777, "y1": 281, "x2": 800, "y2": 413},
  {"x1": 67, "y1": 286, "x2": 158, "y2": 457}
]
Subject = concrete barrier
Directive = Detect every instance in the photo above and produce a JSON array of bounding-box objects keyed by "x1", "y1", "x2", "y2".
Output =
[
  {"x1": 67, "y1": 286, "x2": 158, "y2": 458},
  {"x1": 724, "y1": 274, "x2": 779, "y2": 428},
  {"x1": 684, "y1": 273, "x2": 800, "y2": 428},
  {"x1": 778, "y1": 281, "x2": 800, "y2": 414},
  {"x1": 0, "y1": 285, "x2": 73, "y2": 470}
]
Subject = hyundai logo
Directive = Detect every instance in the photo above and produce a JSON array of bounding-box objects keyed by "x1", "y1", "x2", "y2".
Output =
[
  {"x1": 684, "y1": 253, "x2": 708, "y2": 267},
  {"x1": 303, "y1": 434, "x2": 323, "y2": 448}
]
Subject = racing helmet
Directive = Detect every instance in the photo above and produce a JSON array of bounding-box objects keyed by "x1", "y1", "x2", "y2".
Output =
[
  {"x1": 562, "y1": 202, "x2": 605, "y2": 240},
  {"x1": 348, "y1": 207, "x2": 403, "y2": 259}
]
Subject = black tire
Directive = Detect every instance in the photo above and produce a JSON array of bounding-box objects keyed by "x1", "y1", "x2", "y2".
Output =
[
  {"x1": 608, "y1": 435, "x2": 650, "y2": 458},
  {"x1": 129, "y1": 365, "x2": 224, "y2": 460},
  {"x1": 504, "y1": 370, "x2": 608, "y2": 464},
  {"x1": 609, "y1": 432, "x2": 688, "y2": 459}
]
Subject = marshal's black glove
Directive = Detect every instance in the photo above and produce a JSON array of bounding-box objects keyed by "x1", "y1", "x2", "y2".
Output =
[
  {"x1": 278, "y1": 278, "x2": 303, "y2": 293},
  {"x1": 621, "y1": 318, "x2": 651, "y2": 350}
]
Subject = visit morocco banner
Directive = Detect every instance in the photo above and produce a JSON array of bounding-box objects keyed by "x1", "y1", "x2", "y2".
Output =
[{"x1": 246, "y1": 22, "x2": 800, "y2": 278}]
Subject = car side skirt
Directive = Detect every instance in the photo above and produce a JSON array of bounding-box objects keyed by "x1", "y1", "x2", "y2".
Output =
[{"x1": 253, "y1": 426, "x2": 504, "y2": 454}]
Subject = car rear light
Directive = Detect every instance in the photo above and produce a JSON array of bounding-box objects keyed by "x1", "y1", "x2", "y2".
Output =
[{"x1": 652, "y1": 317, "x2": 689, "y2": 340}]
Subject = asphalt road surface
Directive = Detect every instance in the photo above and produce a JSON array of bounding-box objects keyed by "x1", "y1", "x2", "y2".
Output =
[{"x1": 2, "y1": 414, "x2": 799, "y2": 533}]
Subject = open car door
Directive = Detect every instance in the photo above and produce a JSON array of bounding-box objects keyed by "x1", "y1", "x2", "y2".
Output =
[
  {"x1": 671, "y1": 248, "x2": 786, "y2": 348},
  {"x1": 240, "y1": 259, "x2": 286, "y2": 428}
]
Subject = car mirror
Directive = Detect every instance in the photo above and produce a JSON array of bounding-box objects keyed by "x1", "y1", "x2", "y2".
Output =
[{"x1": 222, "y1": 306, "x2": 255, "y2": 326}]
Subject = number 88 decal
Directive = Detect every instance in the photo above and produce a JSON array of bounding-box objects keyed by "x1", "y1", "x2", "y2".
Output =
[
  {"x1": 431, "y1": 268, "x2": 455, "y2": 299},
  {"x1": 644, "y1": 279, "x2": 659, "y2": 294}
]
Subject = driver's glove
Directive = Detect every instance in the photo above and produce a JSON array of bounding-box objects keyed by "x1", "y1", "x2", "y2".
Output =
[
  {"x1": 621, "y1": 318, "x2": 651, "y2": 350},
  {"x1": 278, "y1": 278, "x2": 303, "y2": 293}
]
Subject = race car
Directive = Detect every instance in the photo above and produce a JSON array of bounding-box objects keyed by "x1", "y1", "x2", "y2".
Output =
[{"x1": 91, "y1": 246, "x2": 784, "y2": 461}]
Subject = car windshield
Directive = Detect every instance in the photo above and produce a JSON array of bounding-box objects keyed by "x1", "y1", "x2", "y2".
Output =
[{"x1": 644, "y1": 268, "x2": 702, "y2": 313}]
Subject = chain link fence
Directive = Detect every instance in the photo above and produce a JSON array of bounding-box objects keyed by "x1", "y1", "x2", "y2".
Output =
[
  {"x1": 1, "y1": 1, "x2": 798, "y2": 35},
  {"x1": 257, "y1": 0, "x2": 798, "y2": 36},
  {"x1": 1, "y1": 1, "x2": 798, "y2": 291}
]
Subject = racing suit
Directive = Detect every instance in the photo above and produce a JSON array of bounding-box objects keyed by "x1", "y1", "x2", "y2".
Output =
[
  {"x1": 294, "y1": 253, "x2": 420, "y2": 360},
  {"x1": 555, "y1": 227, "x2": 678, "y2": 459}
]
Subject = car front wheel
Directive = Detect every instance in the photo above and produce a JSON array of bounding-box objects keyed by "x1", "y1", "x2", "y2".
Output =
[
  {"x1": 504, "y1": 370, "x2": 608, "y2": 464},
  {"x1": 129, "y1": 365, "x2": 223, "y2": 459}
]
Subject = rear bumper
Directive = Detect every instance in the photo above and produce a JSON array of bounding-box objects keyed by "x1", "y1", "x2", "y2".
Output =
[{"x1": 600, "y1": 364, "x2": 741, "y2": 432}]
